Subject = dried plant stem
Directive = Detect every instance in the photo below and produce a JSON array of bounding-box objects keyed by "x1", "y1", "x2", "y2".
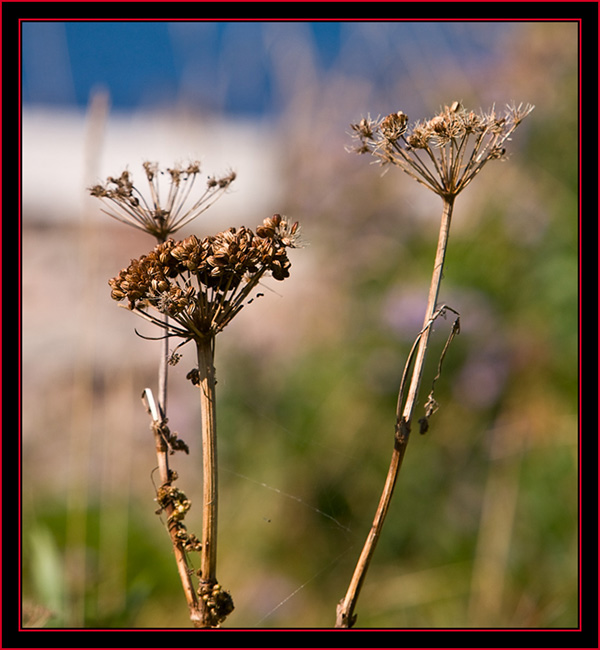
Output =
[
  {"x1": 336, "y1": 196, "x2": 455, "y2": 628},
  {"x1": 144, "y1": 329, "x2": 232, "y2": 629},
  {"x1": 156, "y1": 227, "x2": 170, "y2": 418},
  {"x1": 401, "y1": 196, "x2": 454, "y2": 421},
  {"x1": 158, "y1": 314, "x2": 169, "y2": 417},
  {"x1": 142, "y1": 388, "x2": 203, "y2": 627},
  {"x1": 195, "y1": 336, "x2": 220, "y2": 625}
]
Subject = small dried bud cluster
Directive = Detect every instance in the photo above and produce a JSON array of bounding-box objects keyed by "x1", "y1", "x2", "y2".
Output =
[
  {"x1": 152, "y1": 418, "x2": 189, "y2": 455},
  {"x1": 156, "y1": 484, "x2": 192, "y2": 524},
  {"x1": 155, "y1": 482, "x2": 202, "y2": 553},
  {"x1": 198, "y1": 581, "x2": 235, "y2": 627},
  {"x1": 90, "y1": 161, "x2": 237, "y2": 240},
  {"x1": 108, "y1": 215, "x2": 300, "y2": 339},
  {"x1": 350, "y1": 102, "x2": 534, "y2": 197}
]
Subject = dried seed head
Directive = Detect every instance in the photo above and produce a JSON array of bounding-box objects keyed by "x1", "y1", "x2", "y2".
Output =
[
  {"x1": 109, "y1": 215, "x2": 301, "y2": 339},
  {"x1": 349, "y1": 101, "x2": 534, "y2": 197},
  {"x1": 91, "y1": 161, "x2": 237, "y2": 239},
  {"x1": 380, "y1": 111, "x2": 408, "y2": 142}
]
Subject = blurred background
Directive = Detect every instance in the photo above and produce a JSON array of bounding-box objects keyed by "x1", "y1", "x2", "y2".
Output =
[{"x1": 21, "y1": 21, "x2": 578, "y2": 629}]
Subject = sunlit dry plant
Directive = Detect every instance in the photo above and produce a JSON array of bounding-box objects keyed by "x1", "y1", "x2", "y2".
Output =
[
  {"x1": 92, "y1": 161, "x2": 238, "y2": 626},
  {"x1": 91, "y1": 161, "x2": 236, "y2": 415},
  {"x1": 90, "y1": 161, "x2": 236, "y2": 241},
  {"x1": 94, "y1": 159, "x2": 300, "y2": 627},
  {"x1": 350, "y1": 102, "x2": 534, "y2": 198},
  {"x1": 108, "y1": 214, "x2": 300, "y2": 627},
  {"x1": 109, "y1": 214, "x2": 299, "y2": 339},
  {"x1": 337, "y1": 102, "x2": 533, "y2": 628}
]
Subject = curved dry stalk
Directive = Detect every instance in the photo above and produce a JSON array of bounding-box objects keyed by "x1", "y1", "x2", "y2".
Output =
[
  {"x1": 338, "y1": 101, "x2": 532, "y2": 628},
  {"x1": 336, "y1": 196, "x2": 455, "y2": 628}
]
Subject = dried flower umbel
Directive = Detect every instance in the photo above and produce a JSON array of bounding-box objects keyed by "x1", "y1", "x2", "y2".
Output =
[
  {"x1": 91, "y1": 161, "x2": 236, "y2": 241},
  {"x1": 109, "y1": 214, "x2": 300, "y2": 341},
  {"x1": 337, "y1": 102, "x2": 533, "y2": 628},
  {"x1": 92, "y1": 161, "x2": 236, "y2": 418},
  {"x1": 110, "y1": 214, "x2": 299, "y2": 628},
  {"x1": 350, "y1": 102, "x2": 534, "y2": 198}
]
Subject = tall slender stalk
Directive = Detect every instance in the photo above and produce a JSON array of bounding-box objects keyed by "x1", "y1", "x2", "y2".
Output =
[
  {"x1": 191, "y1": 336, "x2": 236, "y2": 627},
  {"x1": 336, "y1": 196, "x2": 454, "y2": 628},
  {"x1": 196, "y1": 339, "x2": 219, "y2": 595},
  {"x1": 338, "y1": 102, "x2": 533, "y2": 627}
]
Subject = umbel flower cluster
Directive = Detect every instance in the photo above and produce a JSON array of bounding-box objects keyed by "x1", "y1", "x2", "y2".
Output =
[
  {"x1": 108, "y1": 214, "x2": 300, "y2": 340},
  {"x1": 90, "y1": 161, "x2": 237, "y2": 241},
  {"x1": 350, "y1": 101, "x2": 534, "y2": 198}
]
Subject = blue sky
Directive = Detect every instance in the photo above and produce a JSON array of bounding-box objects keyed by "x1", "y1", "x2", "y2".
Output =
[
  {"x1": 22, "y1": 21, "x2": 342, "y2": 112},
  {"x1": 21, "y1": 20, "x2": 510, "y2": 115}
]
